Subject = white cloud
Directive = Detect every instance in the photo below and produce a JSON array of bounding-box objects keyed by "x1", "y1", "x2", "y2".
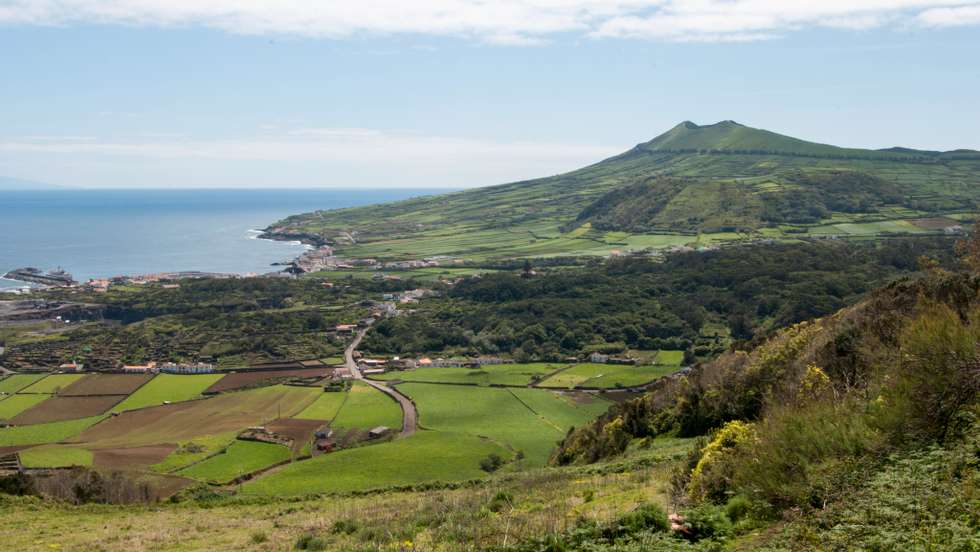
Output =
[
  {"x1": 0, "y1": 1, "x2": 978, "y2": 43},
  {"x1": 0, "y1": 128, "x2": 622, "y2": 187},
  {"x1": 918, "y1": 4, "x2": 980, "y2": 25}
]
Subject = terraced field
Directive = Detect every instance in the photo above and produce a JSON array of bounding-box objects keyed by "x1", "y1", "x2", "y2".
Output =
[
  {"x1": 330, "y1": 381, "x2": 402, "y2": 431},
  {"x1": 373, "y1": 363, "x2": 566, "y2": 386},
  {"x1": 0, "y1": 374, "x2": 46, "y2": 394},
  {"x1": 536, "y1": 363, "x2": 678, "y2": 389},
  {"x1": 19, "y1": 374, "x2": 85, "y2": 394},
  {"x1": 178, "y1": 440, "x2": 292, "y2": 484},
  {"x1": 397, "y1": 382, "x2": 610, "y2": 466},
  {"x1": 242, "y1": 431, "x2": 508, "y2": 496},
  {"x1": 295, "y1": 390, "x2": 347, "y2": 421},
  {"x1": 111, "y1": 374, "x2": 224, "y2": 412},
  {"x1": 0, "y1": 393, "x2": 51, "y2": 420}
]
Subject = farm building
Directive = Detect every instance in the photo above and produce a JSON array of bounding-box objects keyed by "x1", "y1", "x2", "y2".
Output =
[{"x1": 368, "y1": 426, "x2": 390, "y2": 439}]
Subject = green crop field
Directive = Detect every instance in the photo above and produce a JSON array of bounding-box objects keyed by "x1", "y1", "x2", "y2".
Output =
[
  {"x1": 295, "y1": 390, "x2": 348, "y2": 421},
  {"x1": 111, "y1": 374, "x2": 225, "y2": 412},
  {"x1": 0, "y1": 415, "x2": 106, "y2": 447},
  {"x1": 178, "y1": 439, "x2": 292, "y2": 484},
  {"x1": 0, "y1": 374, "x2": 46, "y2": 394},
  {"x1": 330, "y1": 381, "x2": 402, "y2": 430},
  {"x1": 655, "y1": 350, "x2": 686, "y2": 365},
  {"x1": 0, "y1": 393, "x2": 51, "y2": 420},
  {"x1": 19, "y1": 374, "x2": 85, "y2": 394},
  {"x1": 18, "y1": 445, "x2": 94, "y2": 468},
  {"x1": 151, "y1": 432, "x2": 239, "y2": 473},
  {"x1": 241, "y1": 430, "x2": 508, "y2": 496},
  {"x1": 397, "y1": 383, "x2": 606, "y2": 466},
  {"x1": 509, "y1": 388, "x2": 611, "y2": 431},
  {"x1": 537, "y1": 363, "x2": 676, "y2": 389},
  {"x1": 374, "y1": 363, "x2": 566, "y2": 386}
]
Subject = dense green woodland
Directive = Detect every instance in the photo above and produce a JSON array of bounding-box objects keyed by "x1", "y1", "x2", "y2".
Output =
[
  {"x1": 363, "y1": 238, "x2": 957, "y2": 360},
  {"x1": 2, "y1": 277, "x2": 417, "y2": 369}
]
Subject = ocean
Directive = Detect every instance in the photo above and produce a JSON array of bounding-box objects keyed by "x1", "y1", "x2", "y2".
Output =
[{"x1": 0, "y1": 188, "x2": 440, "y2": 289}]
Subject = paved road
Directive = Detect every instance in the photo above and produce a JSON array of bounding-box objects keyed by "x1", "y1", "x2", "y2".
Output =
[{"x1": 345, "y1": 327, "x2": 418, "y2": 437}]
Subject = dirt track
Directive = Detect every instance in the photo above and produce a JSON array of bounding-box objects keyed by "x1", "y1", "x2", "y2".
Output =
[{"x1": 345, "y1": 328, "x2": 418, "y2": 437}]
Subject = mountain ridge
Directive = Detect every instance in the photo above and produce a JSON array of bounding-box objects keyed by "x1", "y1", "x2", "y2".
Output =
[{"x1": 266, "y1": 121, "x2": 980, "y2": 260}]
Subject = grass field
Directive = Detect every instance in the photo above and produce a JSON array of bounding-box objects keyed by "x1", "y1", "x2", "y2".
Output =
[
  {"x1": 295, "y1": 390, "x2": 348, "y2": 421},
  {"x1": 510, "y1": 388, "x2": 611, "y2": 432},
  {"x1": 19, "y1": 374, "x2": 85, "y2": 394},
  {"x1": 18, "y1": 445, "x2": 94, "y2": 468},
  {"x1": 654, "y1": 350, "x2": 685, "y2": 365},
  {"x1": 241, "y1": 430, "x2": 508, "y2": 496},
  {"x1": 330, "y1": 381, "x2": 402, "y2": 430},
  {"x1": 537, "y1": 363, "x2": 676, "y2": 389},
  {"x1": 0, "y1": 393, "x2": 51, "y2": 420},
  {"x1": 178, "y1": 440, "x2": 292, "y2": 484},
  {"x1": 151, "y1": 432, "x2": 239, "y2": 473},
  {"x1": 398, "y1": 383, "x2": 606, "y2": 466},
  {"x1": 0, "y1": 415, "x2": 106, "y2": 446},
  {"x1": 111, "y1": 374, "x2": 225, "y2": 412},
  {"x1": 374, "y1": 363, "x2": 566, "y2": 386},
  {"x1": 0, "y1": 374, "x2": 46, "y2": 394}
]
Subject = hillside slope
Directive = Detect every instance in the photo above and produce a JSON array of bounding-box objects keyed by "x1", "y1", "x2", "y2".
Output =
[
  {"x1": 548, "y1": 263, "x2": 980, "y2": 548},
  {"x1": 265, "y1": 121, "x2": 980, "y2": 261}
]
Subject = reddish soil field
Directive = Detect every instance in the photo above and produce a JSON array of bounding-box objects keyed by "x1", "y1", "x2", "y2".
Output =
[
  {"x1": 909, "y1": 217, "x2": 959, "y2": 229},
  {"x1": 60, "y1": 374, "x2": 154, "y2": 396},
  {"x1": 205, "y1": 368, "x2": 332, "y2": 393},
  {"x1": 0, "y1": 445, "x2": 29, "y2": 456},
  {"x1": 266, "y1": 418, "x2": 326, "y2": 453},
  {"x1": 93, "y1": 444, "x2": 177, "y2": 469},
  {"x1": 11, "y1": 395, "x2": 123, "y2": 424}
]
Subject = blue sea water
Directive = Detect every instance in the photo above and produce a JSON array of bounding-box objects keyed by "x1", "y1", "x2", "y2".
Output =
[{"x1": 0, "y1": 188, "x2": 439, "y2": 288}]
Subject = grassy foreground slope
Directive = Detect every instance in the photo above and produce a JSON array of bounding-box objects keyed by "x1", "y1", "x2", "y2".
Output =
[{"x1": 266, "y1": 121, "x2": 980, "y2": 260}]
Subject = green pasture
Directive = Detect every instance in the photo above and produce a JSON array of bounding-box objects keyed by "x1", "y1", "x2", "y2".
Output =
[
  {"x1": 178, "y1": 439, "x2": 292, "y2": 484},
  {"x1": 374, "y1": 363, "x2": 565, "y2": 387},
  {"x1": 151, "y1": 432, "x2": 238, "y2": 473},
  {"x1": 19, "y1": 374, "x2": 85, "y2": 394},
  {"x1": 330, "y1": 381, "x2": 402, "y2": 430},
  {"x1": 509, "y1": 389, "x2": 611, "y2": 432},
  {"x1": 537, "y1": 363, "x2": 675, "y2": 389},
  {"x1": 111, "y1": 374, "x2": 224, "y2": 413},
  {"x1": 398, "y1": 383, "x2": 603, "y2": 466},
  {"x1": 295, "y1": 390, "x2": 348, "y2": 421},
  {"x1": 0, "y1": 415, "x2": 106, "y2": 447},
  {"x1": 0, "y1": 374, "x2": 46, "y2": 394},
  {"x1": 241, "y1": 430, "x2": 507, "y2": 496},
  {"x1": 18, "y1": 445, "x2": 94, "y2": 468},
  {"x1": 654, "y1": 350, "x2": 686, "y2": 365},
  {"x1": 0, "y1": 393, "x2": 51, "y2": 420}
]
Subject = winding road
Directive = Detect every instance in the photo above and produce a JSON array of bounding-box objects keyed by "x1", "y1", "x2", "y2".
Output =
[{"x1": 345, "y1": 327, "x2": 418, "y2": 437}]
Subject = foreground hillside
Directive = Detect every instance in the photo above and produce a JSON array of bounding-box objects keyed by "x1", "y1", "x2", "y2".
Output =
[
  {"x1": 265, "y1": 121, "x2": 980, "y2": 261},
  {"x1": 1, "y1": 254, "x2": 977, "y2": 550}
]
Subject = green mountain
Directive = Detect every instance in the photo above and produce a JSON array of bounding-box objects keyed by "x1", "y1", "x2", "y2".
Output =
[{"x1": 266, "y1": 121, "x2": 980, "y2": 261}]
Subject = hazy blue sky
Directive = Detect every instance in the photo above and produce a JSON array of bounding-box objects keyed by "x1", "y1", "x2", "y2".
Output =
[{"x1": 1, "y1": 2, "x2": 979, "y2": 188}]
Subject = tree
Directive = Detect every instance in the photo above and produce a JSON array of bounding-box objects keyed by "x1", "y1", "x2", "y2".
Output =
[{"x1": 954, "y1": 231, "x2": 980, "y2": 273}]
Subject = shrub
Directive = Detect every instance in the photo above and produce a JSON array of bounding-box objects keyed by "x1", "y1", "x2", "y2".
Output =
[
  {"x1": 479, "y1": 453, "x2": 505, "y2": 473},
  {"x1": 250, "y1": 531, "x2": 268, "y2": 544},
  {"x1": 682, "y1": 503, "x2": 733, "y2": 541},
  {"x1": 611, "y1": 503, "x2": 670, "y2": 536},
  {"x1": 330, "y1": 519, "x2": 358, "y2": 535},
  {"x1": 488, "y1": 490, "x2": 514, "y2": 513},
  {"x1": 687, "y1": 420, "x2": 755, "y2": 501},
  {"x1": 294, "y1": 533, "x2": 327, "y2": 550}
]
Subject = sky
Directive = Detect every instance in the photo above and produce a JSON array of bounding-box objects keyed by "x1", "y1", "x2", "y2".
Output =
[{"x1": 1, "y1": 1, "x2": 979, "y2": 189}]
